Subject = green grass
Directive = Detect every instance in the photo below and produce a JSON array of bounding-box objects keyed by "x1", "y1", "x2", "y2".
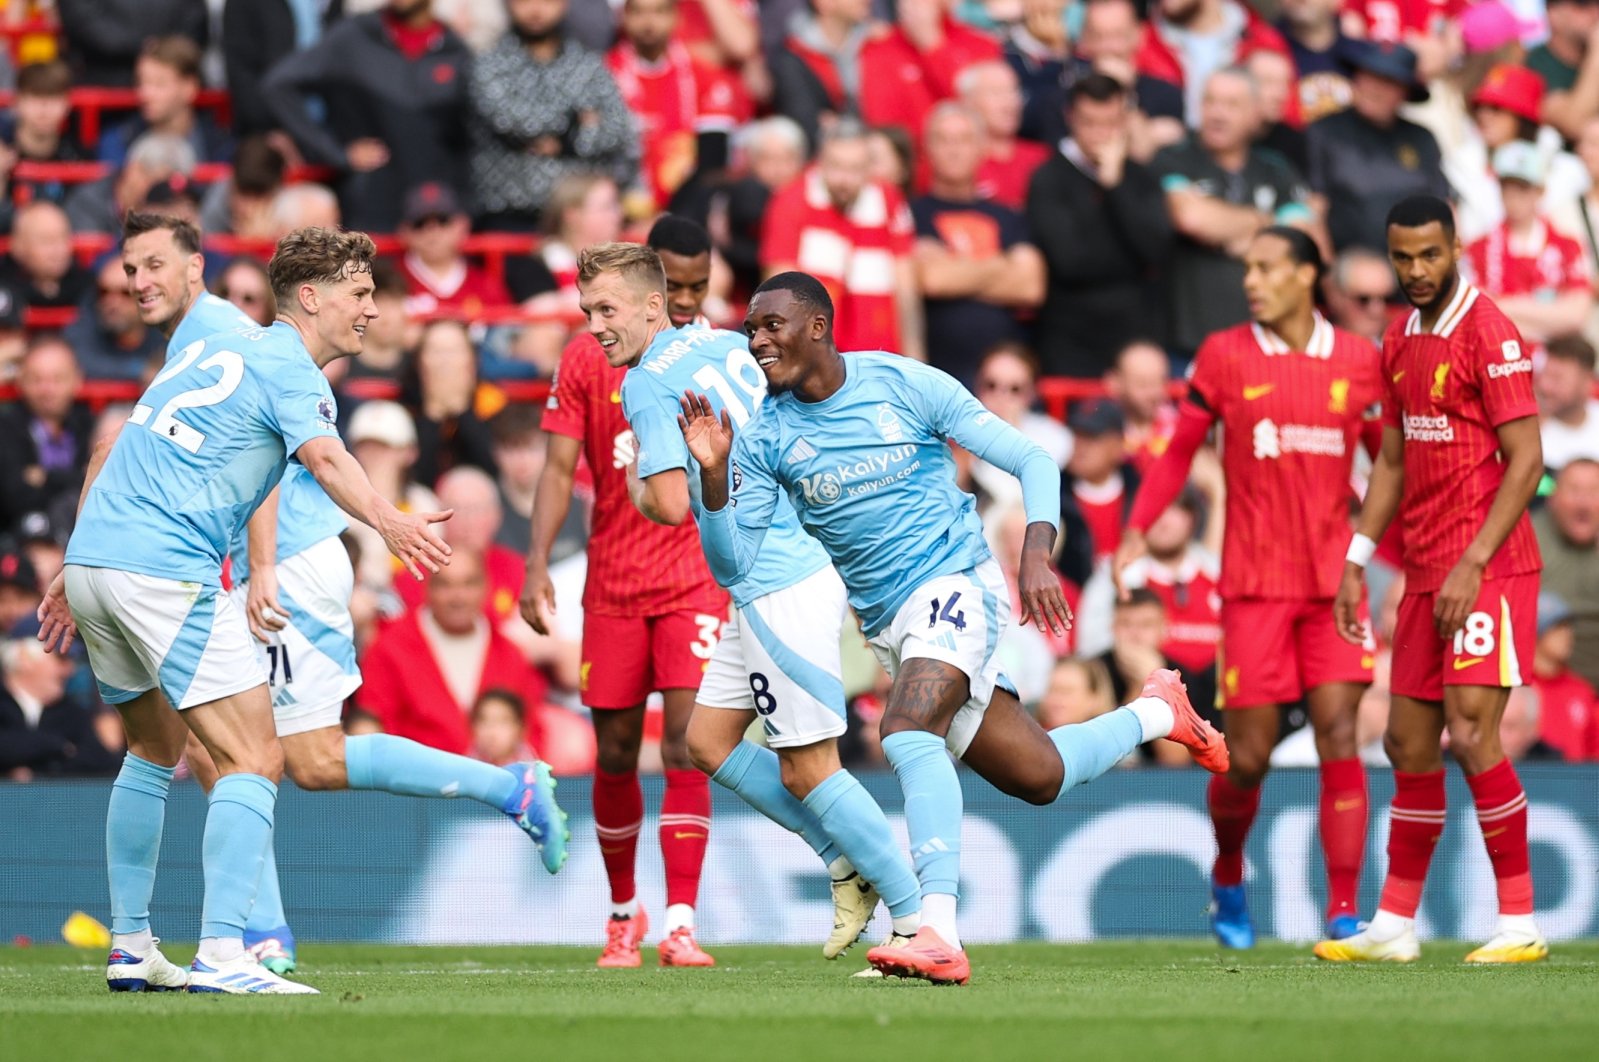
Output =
[{"x1": 3, "y1": 941, "x2": 1597, "y2": 1061}]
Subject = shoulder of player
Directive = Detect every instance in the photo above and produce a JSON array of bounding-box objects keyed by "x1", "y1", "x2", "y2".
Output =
[
  {"x1": 1460, "y1": 290, "x2": 1524, "y2": 349},
  {"x1": 855, "y1": 351, "x2": 954, "y2": 389},
  {"x1": 1329, "y1": 325, "x2": 1381, "y2": 369},
  {"x1": 1193, "y1": 324, "x2": 1253, "y2": 372}
]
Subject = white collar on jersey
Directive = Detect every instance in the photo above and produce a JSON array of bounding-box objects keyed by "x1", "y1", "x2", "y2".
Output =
[
  {"x1": 1403, "y1": 281, "x2": 1479, "y2": 338},
  {"x1": 1250, "y1": 312, "x2": 1334, "y2": 358}
]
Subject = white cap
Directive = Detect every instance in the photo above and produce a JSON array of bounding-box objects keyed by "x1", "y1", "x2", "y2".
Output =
[
  {"x1": 1492, "y1": 140, "x2": 1548, "y2": 187},
  {"x1": 347, "y1": 400, "x2": 416, "y2": 448}
]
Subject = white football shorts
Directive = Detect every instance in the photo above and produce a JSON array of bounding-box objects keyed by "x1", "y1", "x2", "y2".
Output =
[
  {"x1": 866, "y1": 556, "x2": 1011, "y2": 758},
  {"x1": 229, "y1": 535, "x2": 362, "y2": 737},
  {"x1": 66, "y1": 563, "x2": 265, "y2": 710},
  {"x1": 697, "y1": 563, "x2": 850, "y2": 748}
]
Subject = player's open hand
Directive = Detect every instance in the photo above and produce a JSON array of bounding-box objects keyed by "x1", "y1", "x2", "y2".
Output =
[
  {"x1": 245, "y1": 564, "x2": 290, "y2": 644},
  {"x1": 36, "y1": 570, "x2": 75, "y2": 655},
  {"x1": 1018, "y1": 525, "x2": 1072, "y2": 637},
  {"x1": 678, "y1": 391, "x2": 734, "y2": 470},
  {"x1": 1333, "y1": 563, "x2": 1367, "y2": 645},
  {"x1": 1112, "y1": 529, "x2": 1147, "y2": 602},
  {"x1": 520, "y1": 561, "x2": 557, "y2": 636},
  {"x1": 1434, "y1": 557, "x2": 1485, "y2": 640},
  {"x1": 379, "y1": 507, "x2": 454, "y2": 581}
]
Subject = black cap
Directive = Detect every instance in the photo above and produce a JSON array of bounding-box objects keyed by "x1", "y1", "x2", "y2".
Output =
[
  {"x1": 402, "y1": 182, "x2": 463, "y2": 226},
  {"x1": 17, "y1": 510, "x2": 68, "y2": 548},
  {"x1": 0, "y1": 551, "x2": 38, "y2": 593},
  {"x1": 1341, "y1": 40, "x2": 1430, "y2": 103},
  {"x1": 1068, "y1": 398, "x2": 1126, "y2": 437},
  {"x1": 144, "y1": 173, "x2": 200, "y2": 207}
]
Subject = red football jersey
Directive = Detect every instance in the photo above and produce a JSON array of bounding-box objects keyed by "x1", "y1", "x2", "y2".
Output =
[
  {"x1": 1464, "y1": 220, "x2": 1591, "y2": 303},
  {"x1": 1188, "y1": 315, "x2": 1385, "y2": 600},
  {"x1": 1073, "y1": 478, "x2": 1127, "y2": 563},
  {"x1": 1533, "y1": 667, "x2": 1599, "y2": 761},
  {"x1": 1381, "y1": 283, "x2": 1542, "y2": 593},
  {"x1": 976, "y1": 140, "x2": 1052, "y2": 212},
  {"x1": 857, "y1": 18, "x2": 1001, "y2": 146},
  {"x1": 1119, "y1": 549, "x2": 1223, "y2": 673},
  {"x1": 759, "y1": 171, "x2": 915, "y2": 353},
  {"x1": 1127, "y1": 402, "x2": 1181, "y2": 473},
  {"x1": 542, "y1": 334, "x2": 726, "y2": 617},
  {"x1": 398, "y1": 253, "x2": 511, "y2": 319},
  {"x1": 1343, "y1": 0, "x2": 1463, "y2": 42},
  {"x1": 607, "y1": 41, "x2": 741, "y2": 210}
]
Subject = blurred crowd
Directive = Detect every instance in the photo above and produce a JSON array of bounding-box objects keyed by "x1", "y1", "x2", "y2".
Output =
[{"x1": 5, "y1": 0, "x2": 1599, "y2": 781}]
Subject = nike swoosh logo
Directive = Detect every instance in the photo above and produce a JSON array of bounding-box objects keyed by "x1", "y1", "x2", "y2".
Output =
[
  {"x1": 673, "y1": 831, "x2": 706, "y2": 840},
  {"x1": 1243, "y1": 384, "x2": 1274, "y2": 401},
  {"x1": 1334, "y1": 797, "x2": 1365, "y2": 812},
  {"x1": 1453, "y1": 656, "x2": 1486, "y2": 670},
  {"x1": 1392, "y1": 371, "x2": 1406, "y2": 383}
]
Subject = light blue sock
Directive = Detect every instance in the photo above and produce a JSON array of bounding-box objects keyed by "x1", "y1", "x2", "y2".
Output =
[
  {"x1": 804, "y1": 769, "x2": 921, "y2": 917},
  {"x1": 244, "y1": 830, "x2": 288, "y2": 934},
  {"x1": 106, "y1": 753, "x2": 175, "y2": 935},
  {"x1": 345, "y1": 733, "x2": 518, "y2": 809},
  {"x1": 882, "y1": 730, "x2": 963, "y2": 897},
  {"x1": 1048, "y1": 708, "x2": 1145, "y2": 799},
  {"x1": 710, "y1": 740, "x2": 842, "y2": 866},
  {"x1": 200, "y1": 773, "x2": 277, "y2": 940}
]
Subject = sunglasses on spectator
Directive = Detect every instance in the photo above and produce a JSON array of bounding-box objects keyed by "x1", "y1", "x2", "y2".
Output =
[{"x1": 978, "y1": 379, "x2": 1028, "y2": 395}]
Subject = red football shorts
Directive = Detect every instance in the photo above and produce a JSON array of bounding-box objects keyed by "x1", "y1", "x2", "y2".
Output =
[
  {"x1": 1217, "y1": 597, "x2": 1374, "y2": 709},
  {"x1": 580, "y1": 607, "x2": 727, "y2": 709},
  {"x1": 1389, "y1": 572, "x2": 1538, "y2": 701}
]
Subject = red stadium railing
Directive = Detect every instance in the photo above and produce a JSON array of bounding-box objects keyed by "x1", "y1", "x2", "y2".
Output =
[{"x1": 9, "y1": 160, "x2": 339, "y2": 205}]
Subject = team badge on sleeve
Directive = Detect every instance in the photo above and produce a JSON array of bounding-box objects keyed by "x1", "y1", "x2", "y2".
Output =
[{"x1": 317, "y1": 398, "x2": 337, "y2": 429}]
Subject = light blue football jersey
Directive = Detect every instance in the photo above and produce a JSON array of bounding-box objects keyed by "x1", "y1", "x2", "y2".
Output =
[
  {"x1": 621, "y1": 325, "x2": 829, "y2": 608},
  {"x1": 170, "y1": 291, "x2": 257, "y2": 352},
  {"x1": 699, "y1": 353, "x2": 1061, "y2": 636},
  {"x1": 67, "y1": 322, "x2": 342, "y2": 587}
]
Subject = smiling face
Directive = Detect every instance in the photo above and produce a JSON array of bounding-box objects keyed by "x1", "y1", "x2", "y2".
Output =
[
  {"x1": 121, "y1": 226, "x2": 204, "y2": 335},
  {"x1": 1387, "y1": 220, "x2": 1460, "y2": 313},
  {"x1": 578, "y1": 269, "x2": 667, "y2": 368},
  {"x1": 305, "y1": 266, "x2": 378, "y2": 360},
  {"x1": 744, "y1": 289, "x2": 828, "y2": 395}
]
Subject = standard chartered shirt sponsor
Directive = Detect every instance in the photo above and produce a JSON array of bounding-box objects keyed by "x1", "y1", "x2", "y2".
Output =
[
  {"x1": 1402, "y1": 413, "x2": 1455, "y2": 442},
  {"x1": 1251, "y1": 418, "x2": 1347, "y2": 459}
]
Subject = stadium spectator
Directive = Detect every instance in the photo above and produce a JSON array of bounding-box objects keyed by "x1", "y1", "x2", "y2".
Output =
[
  {"x1": 1105, "y1": 340, "x2": 1178, "y2": 474},
  {"x1": 1305, "y1": 41, "x2": 1449, "y2": 252},
  {"x1": 404, "y1": 319, "x2": 502, "y2": 486},
  {"x1": 1530, "y1": 0, "x2": 1599, "y2": 141},
  {"x1": 1095, "y1": 587, "x2": 1203, "y2": 762},
  {"x1": 1059, "y1": 397, "x2": 1140, "y2": 585},
  {"x1": 0, "y1": 552, "x2": 40, "y2": 635},
  {"x1": 1134, "y1": 0, "x2": 1291, "y2": 125},
  {"x1": 0, "y1": 336, "x2": 91, "y2": 537},
  {"x1": 1278, "y1": 0, "x2": 1352, "y2": 124},
  {"x1": 489, "y1": 405, "x2": 587, "y2": 561},
  {"x1": 965, "y1": 343, "x2": 1072, "y2": 511},
  {"x1": 99, "y1": 37, "x2": 232, "y2": 168},
  {"x1": 0, "y1": 61, "x2": 87, "y2": 220},
  {"x1": 1000, "y1": 0, "x2": 1071, "y2": 143},
  {"x1": 911, "y1": 105, "x2": 1044, "y2": 384},
  {"x1": 263, "y1": 0, "x2": 474, "y2": 232},
  {"x1": 1531, "y1": 591, "x2": 1599, "y2": 760},
  {"x1": 1500, "y1": 685, "x2": 1564, "y2": 761},
  {"x1": 267, "y1": 182, "x2": 341, "y2": 239},
  {"x1": 1340, "y1": 0, "x2": 1463, "y2": 82},
  {"x1": 63, "y1": 256, "x2": 165, "y2": 381},
  {"x1": 1534, "y1": 458, "x2": 1599, "y2": 690},
  {"x1": 56, "y1": 0, "x2": 208, "y2": 87},
  {"x1": 1538, "y1": 336, "x2": 1599, "y2": 470},
  {"x1": 357, "y1": 550, "x2": 551, "y2": 756},
  {"x1": 690, "y1": 116, "x2": 808, "y2": 297},
  {"x1": 15, "y1": 510, "x2": 69, "y2": 617},
  {"x1": 1323, "y1": 246, "x2": 1397, "y2": 344},
  {"x1": 1028, "y1": 74, "x2": 1173, "y2": 378},
  {"x1": 346, "y1": 399, "x2": 442, "y2": 596},
  {"x1": 986, "y1": 503, "x2": 1072, "y2": 701},
  {"x1": 1075, "y1": 0, "x2": 1187, "y2": 159},
  {"x1": 865, "y1": 125, "x2": 916, "y2": 199},
  {"x1": 397, "y1": 182, "x2": 511, "y2": 318},
  {"x1": 198, "y1": 136, "x2": 288, "y2": 240},
  {"x1": 761, "y1": 118, "x2": 922, "y2": 358},
  {"x1": 1245, "y1": 48, "x2": 1310, "y2": 175},
  {"x1": 0, "y1": 202, "x2": 90, "y2": 311},
  {"x1": 222, "y1": 0, "x2": 345, "y2": 137},
  {"x1": 768, "y1": 0, "x2": 879, "y2": 147},
  {"x1": 404, "y1": 465, "x2": 526, "y2": 623},
  {"x1": 0, "y1": 615, "x2": 118, "y2": 780},
  {"x1": 1035, "y1": 656, "x2": 1118, "y2": 730},
  {"x1": 856, "y1": 0, "x2": 1000, "y2": 144},
  {"x1": 470, "y1": 688, "x2": 536, "y2": 765},
  {"x1": 63, "y1": 132, "x2": 197, "y2": 238},
  {"x1": 952, "y1": 60, "x2": 1049, "y2": 210},
  {"x1": 1155, "y1": 67, "x2": 1317, "y2": 357},
  {"x1": 468, "y1": 0, "x2": 636, "y2": 231},
  {"x1": 0, "y1": 283, "x2": 23, "y2": 381},
  {"x1": 213, "y1": 257, "x2": 275, "y2": 328},
  {"x1": 346, "y1": 263, "x2": 413, "y2": 381},
  {"x1": 608, "y1": 0, "x2": 743, "y2": 214}
]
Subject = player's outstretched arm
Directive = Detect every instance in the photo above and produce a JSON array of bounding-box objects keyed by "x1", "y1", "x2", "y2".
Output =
[
  {"x1": 296, "y1": 436, "x2": 453, "y2": 581},
  {"x1": 679, "y1": 390, "x2": 769, "y2": 584},
  {"x1": 1337, "y1": 423, "x2": 1405, "y2": 643},
  {"x1": 521, "y1": 433, "x2": 580, "y2": 636},
  {"x1": 243, "y1": 486, "x2": 289, "y2": 643},
  {"x1": 1434, "y1": 415, "x2": 1543, "y2": 638}
]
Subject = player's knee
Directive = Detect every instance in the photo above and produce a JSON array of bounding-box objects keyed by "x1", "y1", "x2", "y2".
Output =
[
  {"x1": 685, "y1": 724, "x2": 730, "y2": 777},
  {"x1": 1313, "y1": 714, "x2": 1359, "y2": 762},
  {"x1": 1444, "y1": 716, "x2": 1496, "y2": 771},
  {"x1": 234, "y1": 739, "x2": 285, "y2": 784},
  {"x1": 594, "y1": 734, "x2": 642, "y2": 774},
  {"x1": 285, "y1": 755, "x2": 344, "y2": 791},
  {"x1": 1227, "y1": 752, "x2": 1270, "y2": 789},
  {"x1": 1382, "y1": 730, "x2": 1437, "y2": 773}
]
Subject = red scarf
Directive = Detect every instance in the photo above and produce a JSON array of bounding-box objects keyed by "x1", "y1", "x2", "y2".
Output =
[{"x1": 382, "y1": 10, "x2": 443, "y2": 61}]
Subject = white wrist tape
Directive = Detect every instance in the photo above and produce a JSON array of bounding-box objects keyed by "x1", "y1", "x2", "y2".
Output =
[{"x1": 1345, "y1": 533, "x2": 1377, "y2": 568}]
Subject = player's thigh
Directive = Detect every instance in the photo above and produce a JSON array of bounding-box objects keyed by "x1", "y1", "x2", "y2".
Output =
[
  {"x1": 246, "y1": 537, "x2": 361, "y2": 741},
  {"x1": 1221, "y1": 704, "x2": 1283, "y2": 779},
  {"x1": 1389, "y1": 589, "x2": 1446, "y2": 702},
  {"x1": 737, "y1": 567, "x2": 851, "y2": 751},
  {"x1": 647, "y1": 605, "x2": 727, "y2": 695},
  {"x1": 1217, "y1": 599, "x2": 1301, "y2": 709},
  {"x1": 959, "y1": 685, "x2": 1063, "y2": 805},
  {"x1": 1384, "y1": 693, "x2": 1447, "y2": 772},
  {"x1": 118, "y1": 687, "x2": 190, "y2": 769},
  {"x1": 1295, "y1": 596, "x2": 1375, "y2": 697},
  {"x1": 182, "y1": 682, "x2": 282, "y2": 781},
  {"x1": 580, "y1": 612, "x2": 652, "y2": 710},
  {"x1": 64, "y1": 564, "x2": 159, "y2": 705}
]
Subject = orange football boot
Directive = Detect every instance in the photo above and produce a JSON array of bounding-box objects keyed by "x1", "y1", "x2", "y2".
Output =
[
  {"x1": 597, "y1": 907, "x2": 649, "y2": 968},
  {"x1": 866, "y1": 926, "x2": 970, "y2": 985},
  {"x1": 1144, "y1": 668, "x2": 1229, "y2": 773},
  {"x1": 658, "y1": 927, "x2": 716, "y2": 967}
]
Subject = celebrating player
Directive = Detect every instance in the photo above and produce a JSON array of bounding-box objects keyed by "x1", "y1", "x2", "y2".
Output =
[
  {"x1": 1316, "y1": 195, "x2": 1546, "y2": 964},
  {"x1": 678, "y1": 272, "x2": 1229, "y2": 985},
  {"x1": 1115, "y1": 227, "x2": 1384, "y2": 947},
  {"x1": 576, "y1": 238, "x2": 924, "y2": 963},
  {"x1": 520, "y1": 220, "x2": 730, "y2": 968},
  {"x1": 43, "y1": 228, "x2": 454, "y2": 994}
]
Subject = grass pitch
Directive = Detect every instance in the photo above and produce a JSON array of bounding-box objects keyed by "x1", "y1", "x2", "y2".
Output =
[{"x1": 3, "y1": 941, "x2": 1596, "y2": 1062}]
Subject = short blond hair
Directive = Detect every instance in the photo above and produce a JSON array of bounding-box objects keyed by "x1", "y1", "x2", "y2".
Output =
[
  {"x1": 576, "y1": 241, "x2": 666, "y2": 296},
  {"x1": 268, "y1": 227, "x2": 376, "y2": 304}
]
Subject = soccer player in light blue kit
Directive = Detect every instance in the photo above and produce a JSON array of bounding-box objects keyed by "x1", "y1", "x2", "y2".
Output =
[
  {"x1": 679, "y1": 273, "x2": 1231, "y2": 984},
  {"x1": 573, "y1": 239, "x2": 923, "y2": 963}
]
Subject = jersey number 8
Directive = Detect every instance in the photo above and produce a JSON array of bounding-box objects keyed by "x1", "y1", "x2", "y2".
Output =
[{"x1": 1453, "y1": 612, "x2": 1496, "y2": 658}]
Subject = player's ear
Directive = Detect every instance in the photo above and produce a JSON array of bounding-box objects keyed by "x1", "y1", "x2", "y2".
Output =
[
  {"x1": 187, "y1": 252, "x2": 204, "y2": 286},
  {"x1": 298, "y1": 282, "x2": 320, "y2": 316}
]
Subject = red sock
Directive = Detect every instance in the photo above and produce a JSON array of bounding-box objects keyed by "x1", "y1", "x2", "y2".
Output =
[
  {"x1": 1208, "y1": 774, "x2": 1262, "y2": 887},
  {"x1": 1466, "y1": 758, "x2": 1534, "y2": 916},
  {"x1": 593, "y1": 769, "x2": 643, "y2": 906},
  {"x1": 1319, "y1": 757, "x2": 1368, "y2": 920},
  {"x1": 660, "y1": 769, "x2": 711, "y2": 910},
  {"x1": 1378, "y1": 769, "x2": 1446, "y2": 918}
]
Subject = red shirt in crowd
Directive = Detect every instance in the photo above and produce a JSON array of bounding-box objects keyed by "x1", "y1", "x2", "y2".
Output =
[
  {"x1": 1464, "y1": 219, "x2": 1590, "y2": 306},
  {"x1": 398, "y1": 253, "x2": 511, "y2": 319},
  {"x1": 1073, "y1": 476, "x2": 1128, "y2": 564},
  {"x1": 1131, "y1": 551, "x2": 1224, "y2": 673},
  {"x1": 607, "y1": 40, "x2": 743, "y2": 210},
  {"x1": 1342, "y1": 0, "x2": 1464, "y2": 43},
  {"x1": 1382, "y1": 283, "x2": 1542, "y2": 593},
  {"x1": 1126, "y1": 402, "x2": 1181, "y2": 474},
  {"x1": 1533, "y1": 667, "x2": 1599, "y2": 761},
  {"x1": 359, "y1": 611, "x2": 549, "y2": 755},
  {"x1": 760, "y1": 170, "x2": 915, "y2": 353},
  {"x1": 542, "y1": 334, "x2": 726, "y2": 617},
  {"x1": 857, "y1": 16, "x2": 1001, "y2": 140},
  {"x1": 976, "y1": 140, "x2": 1052, "y2": 211}
]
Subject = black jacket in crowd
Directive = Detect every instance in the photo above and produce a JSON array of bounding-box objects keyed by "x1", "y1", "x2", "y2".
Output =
[
  {"x1": 57, "y1": 0, "x2": 209, "y2": 87},
  {"x1": 0, "y1": 685, "x2": 119, "y2": 777},
  {"x1": 0, "y1": 402, "x2": 94, "y2": 537},
  {"x1": 222, "y1": 0, "x2": 346, "y2": 137}
]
